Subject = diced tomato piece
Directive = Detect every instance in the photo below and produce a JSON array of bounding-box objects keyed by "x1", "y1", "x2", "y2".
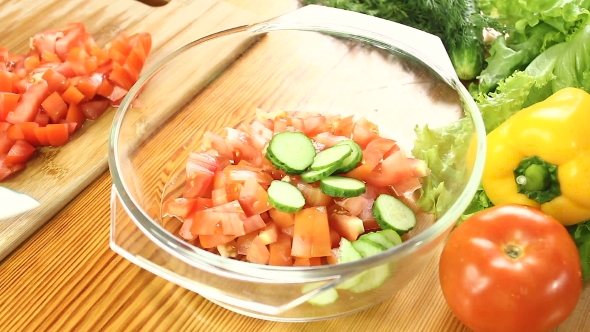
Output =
[
  {"x1": 184, "y1": 170, "x2": 215, "y2": 199},
  {"x1": 236, "y1": 231, "x2": 258, "y2": 255},
  {"x1": 329, "y1": 214, "x2": 365, "y2": 242},
  {"x1": 0, "y1": 122, "x2": 10, "y2": 132},
  {"x1": 129, "y1": 32, "x2": 152, "y2": 61},
  {"x1": 107, "y1": 85, "x2": 128, "y2": 103},
  {"x1": 0, "y1": 71, "x2": 13, "y2": 93},
  {"x1": 5, "y1": 139, "x2": 36, "y2": 164},
  {"x1": 335, "y1": 196, "x2": 370, "y2": 216},
  {"x1": 281, "y1": 225, "x2": 294, "y2": 237},
  {"x1": 55, "y1": 23, "x2": 87, "y2": 61},
  {"x1": 302, "y1": 115, "x2": 327, "y2": 137},
  {"x1": 292, "y1": 206, "x2": 332, "y2": 258},
  {"x1": 65, "y1": 103, "x2": 85, "y2": 131},
  {"x1": 246, "y1": 236, "x2": 270, "y2": 265},
  {"x1": 259, "y1": 221, "x2": 279, "y2": 245},
  {"x1": 313, "y1": 132, "x2": 348, "y2": 148},
  {"x1": 330, "y1": 114, "x2": 354, "y2": 137},
  {"x1": 407, "y1": 157, "x2": 431, "y2": 177},
  {"x1": 343, "y1": 163, "x2": 372, "y2": 181},
  {"x1": 238, "y1": 177, "x2": 271, "y2": 216},
  {"x1": 209, "y1": 200, "x2": 242, "y2": 213},
  {"x1": 269, "y1": 233, "x2": 293, "y2": 266},
  {"x1": 0, "y1": 131, "x2": 15, "y2": 154},
  {"x1": 352, "y1": 117, "x2": 379, "y2": 148},
  {"x1": 199, "y1": 234, "x2": 235, "y2": 249},
  {"x1": 40, "y1": 51, "x2": 61, "y2": 63},
  {"x1": 203, "y1": 131, "x2": 232, "y2": 159},
  {"x1": 41, "y1": 91, "x2": 68, "y2": 123},
  {"x1": 269, "y1": 209, "x2": 295, "y2": 229},
  {"x1": 179, "y1": 219, "x2": 196, "y2": 241},
  {"x1": 34, "y1": 110, "x2": 50, "y2": 127},
  {"x1": 34, "y1": 127, "x2": 50, "y2": 146},
  {"x1": 41, "y1": 69, "x2": 69, "y2": 93},
  {"x1": 78, "y1": 99, "x2": 109, "y2": 120},
  {"x1": 294, "y1": 181, "x2": 332, "y2": 206},
  {"x1": 76, "y1": 74, "x2": 102, "y2": 100},
  {"x1": 0, "y1": 92, "x2": 20, "y2": 122},
  {"x1": 61, "y1": 85, "x2": 85, "y2": 105},
  {"x1": 24, "y1": 55, "x2": 41, "y2": 73},
  {"x1": 96, "y1": 77, "x2": 114, "y2": 97},
  {"x1": 392, "y1": 176, "x2": 423, "y2": 195},
  {"x1": 190, "y1": 210, "x2": 223, "y2": 235},
  {"x1": 224, "y1": 166, "x2": 273, "y2": 188},
  {"x1": 365, "y1": 151, "x2": 414, "y2": 187},
  {"x1": 123, "y1": 49, "x2": 144, "y2": 81},
  {"x1": 363, "y1": 218, "x2": 381, "y2": 232},
  {"x1": 6, "y1": 80, "x2": 48, "y2": 124},
  {"x1": 241, "y1": 213, "x2": 266, "y2": 234},
  {"x1": 326, "y1": 249, "x2": 339, "y2": 264},
  {"x1": 162, "y1": 197, "x2": 197, "y2": 219},
  {"x1": 221, "y1": 213, "x2": 246, "y2": 236},
  {"x1": 273, "y1": 118, "x2": 288, "y2": 133},
  {"x1": 261, "y1": 158, "x2": 286, "y2": 180},
  {"x1": 293, "y1": 258, "x2": 311, "y2": 266},
  {"x1": 46, "y1": 123, "x2": 69, "y2": 146},
  {"x1": 0, "y1": 154, "x2": 26, "y2": 181},
  {"x1": 211, "y1": 187, "x2": 228, "y2": 206},
  {"x1": 109, "y1": 63, "x2": 135, "y2": 91},
  {"x1": 329, "y1": 228, "x2": 342, "y2": 249},
  {"x1": 8, "y1": 122, "x2": 40, "y2": 146}
]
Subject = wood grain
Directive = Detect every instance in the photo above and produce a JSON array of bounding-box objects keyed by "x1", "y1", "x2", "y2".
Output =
[
  {"x1": 1, "y1": 1, "x2": 589, "y2": 332},
  {"x1": 0, "y1": 0, "x2": 263, "y2": 261}
]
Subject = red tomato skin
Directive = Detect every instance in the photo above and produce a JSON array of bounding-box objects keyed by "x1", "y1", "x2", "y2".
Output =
[
  {"x1": 6, "y1": 80, "x2": 48, "y2": 124},
  {"x1": 439, "y1": 204, "x2": 582, "y2": 332}
]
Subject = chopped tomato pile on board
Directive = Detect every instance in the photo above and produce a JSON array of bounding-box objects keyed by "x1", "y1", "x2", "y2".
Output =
[
  {"x1": 0, "y1": 22, "x2": 152, "y2": 180},
  {"x1": 163, "y1": 110, "x2": 430, "y2": 266}
]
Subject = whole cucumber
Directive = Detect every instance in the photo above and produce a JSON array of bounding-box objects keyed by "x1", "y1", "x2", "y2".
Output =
[{"x1": 449, "y1": 28, "x2": 485, "y2": 81}]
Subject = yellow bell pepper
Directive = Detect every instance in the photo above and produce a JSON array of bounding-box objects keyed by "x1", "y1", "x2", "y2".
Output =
[{"x1": 481, "y1": 87, "x2": 590, "y2": 226}]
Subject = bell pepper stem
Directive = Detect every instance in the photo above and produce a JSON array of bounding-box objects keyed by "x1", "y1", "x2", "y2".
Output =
[{"x1": 513, "y1": 156, "x2": 561, "y2": 204}]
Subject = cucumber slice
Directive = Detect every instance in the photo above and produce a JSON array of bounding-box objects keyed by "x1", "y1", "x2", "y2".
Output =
[
  {"x1": 349, "y1": 264, "x2": 390, "y2": 293},
  {"x1": 267, "y1": 180, "x2": 305, "y2": 213},
  {"x1": 379, "y1": 229, "x2": 403, "y2": 246},
  {"x1": 267, "y1": 132, "x2": 316, "y2": 174},
  {"x1": 350, "y1": 237, "x2": 390, "y2": 293},
  {"x1": 300, "y1": 162, "x2": 340, "y2": 183},
  {"x1": 334, "y1": 140, "x2": 363, "y2": 173},
  {"x1": 373, "y1": 194, "x2": 417, "y2": 234},
  {"x1": 335, "y1": 238, "x2": 365, "y2": 290},
  {"x1": 301, "y1": 282, "x2": 339, "y2": 306},
  {"x1": 320, "y1": 176, "x2": 366, "y2": 198},
  {"x1": 359, "y1": 232, "x2": 396, "y2": 249},
  {"x1": 351, "y1": 239, "x2": 386, "y2": 256},
  {"x1": 310, "y1": 145, "x2": 351, "y2": 171}
]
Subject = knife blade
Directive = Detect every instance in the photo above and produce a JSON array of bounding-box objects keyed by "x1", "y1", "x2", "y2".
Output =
[{"x1": 0, "y1": 186, "x2": 40, "y2": 219}]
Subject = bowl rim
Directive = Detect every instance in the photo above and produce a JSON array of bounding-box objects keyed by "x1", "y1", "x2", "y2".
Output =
[{"x1": 108, "y1": 21, "x2": 487, "y2": 281}]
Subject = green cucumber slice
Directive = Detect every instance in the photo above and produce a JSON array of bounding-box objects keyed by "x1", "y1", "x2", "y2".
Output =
[
  {"x1": 334, "y1": 140, "x2": 363, "y2": 173},
  {"x1": 373, "y1": 194, "x2": 417, "y2": 234},
  {"x1": 267, "y1": 131, "x2": 316, "y2": 174},
  {"x1": 301, "y1": 282, "x2": 339, "y2": 306},
  {"x1": 320, "y1": 176, "x2": 366, "y2": 198},
  {"x1": 379, "y1": 229, "x2": 403, "y2": 246},
  {"x1": 310, "y1": 145, "x2": 351, "y2": 171},
  {"x1": 349, "y1": 264, "x2": 390, "y2": 293},
  {"x1": 359, "y1": 232, "x2": 396, "y2": 249},
  {"x1": 351, "y1": 239, "x2": 386, "y2": 256},
  {"x1": 335, "y1": 238, "x2": 364, "y2": 290},
  {"x1": 300, "y1": 162, "x2": 341, "y2": 183},
  {"x1": 267, "y1": 180, "x2": 305, "y2": 213}
]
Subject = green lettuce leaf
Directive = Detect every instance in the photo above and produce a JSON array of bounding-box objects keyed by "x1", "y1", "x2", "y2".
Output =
[
  {"x1": 567, "y1": 221, "x2": 590, "y2": 280},
  {"x1": 477, "y1": 23, "x2": 563, "y2": 93},
  {"x1": 552, "y1": 24, "x2": 590, "y2": 91}
]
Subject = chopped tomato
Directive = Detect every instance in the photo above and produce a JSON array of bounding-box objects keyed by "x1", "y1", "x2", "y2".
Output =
[
  {"x1": 163, "y1": 197, "x2": 197, "y2": 219},
  {"x1": 7, "y1": 122, "x2": 40, "y2": 146},
  {"x1": 313, "y1": 132, "x2": 348, "y2": 148},
  {"x1": 0, "y1": 92, "x2": 20, "y2": 121},
  {"x1": 61, "y1": 85, "x2": 85, "y2": 105},
  {"x1": 259, "y1": 221, "x2": 279, "y2": 245},
  {"x1": 365, "y1": 151, "x2": 414, "y2": 187},
  {"x1": 0, "y1": 71, "x2": 13, "y2": 92},
  {"x1": 241, "y1": 213, "x2": 266, "y2": 234},
  {"x1": 269, "y1": 209, "x2": 295, "y2": 229},
  {"x1": 246, "y1": 236, "x2": 270, "y2": 265},
  {"x1": 236, "y1": 231, "x2": 258, "y2": 255},
  {"x1": 5, "y1": 139, "x2": 36, "y2": 164},
  {"x1": 78, "y1": 99, "x2": 109, "y2": 120},
  {"x1": 34, "y1": 127, "x2": 50, "y2": 146},
  {"x1": 0, "y1": 131, "x2": 15, "y2": 154},
  {"x1": 5, "y1": 80, "x2": 48, "y2": 124},
  {"x1": 0, "y1": 154, "x2": 26, "y2": 181},
  {"x1": 334, "y1": 196, "x2": 370, "y2": 216},
  {"x1": 352, "y1": 117, "x2": 379, "y2": 148},
  {"x1": 269, "y1": 233, "x2": 293, "y2": 266},
  {"x1": 238, "y1": 177, "x2": 271, "y2": 216},
  {"x1": 329, "y1": 214, "x2": 365, "y2": 242},
  {"x1": 45, "y1": 124, "x2": 70, "y2": 146},
  {"x1": 41, "y1": 91, "x2": 68, "y2": 123},
  {"x1": 199, "y1": 234, "x2": 235, "y2": 249},
  {"x1": 292, "y1": 206, "x2": 332, "y2": 258},
  {"x1": 294, "y1": 181, "x2": 332, "y2": 206},
  {"x1": 65, "y1": 103, "x2": 84, "y2": 131}
]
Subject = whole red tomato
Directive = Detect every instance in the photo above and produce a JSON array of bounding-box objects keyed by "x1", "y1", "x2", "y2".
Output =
[{"x1": 439, "y1": 204, "x2": 582, "y2": 332}]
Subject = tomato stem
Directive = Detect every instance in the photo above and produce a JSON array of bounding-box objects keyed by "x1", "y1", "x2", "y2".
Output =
[
  {"x1": 513, "y1": 156, "x2": 560, "y2": 204},
  {"x1": 504, "y1": 244, "x2": 521, "y2": 259}
]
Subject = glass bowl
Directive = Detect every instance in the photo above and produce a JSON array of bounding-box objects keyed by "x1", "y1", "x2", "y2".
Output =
[{"x1": 108, "y1": 5, "x2": 486, "y2": 322}]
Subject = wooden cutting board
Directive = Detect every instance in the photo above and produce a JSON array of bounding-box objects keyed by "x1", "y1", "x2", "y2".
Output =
[{"x1": 0, "y1": 0, "x2": 297, "y2": 261}]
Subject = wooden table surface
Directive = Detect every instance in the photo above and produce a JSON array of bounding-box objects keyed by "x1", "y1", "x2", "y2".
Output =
[{"x1": 1, "y1": 1, "x2": 589, "y2": 331}]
